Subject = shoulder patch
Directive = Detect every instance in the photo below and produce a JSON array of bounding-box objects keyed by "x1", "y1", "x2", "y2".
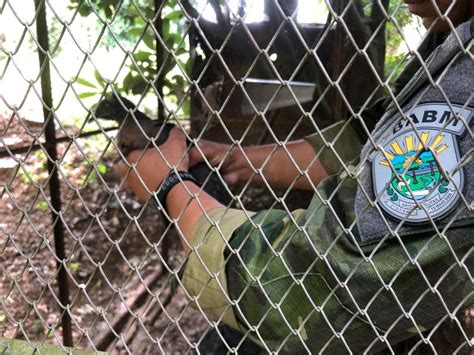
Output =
[{"x1": 371, "y1": 103, "x2": 473, "y2": 223}]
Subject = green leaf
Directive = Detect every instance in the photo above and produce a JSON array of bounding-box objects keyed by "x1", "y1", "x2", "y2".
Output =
[
  {"x1": 175, "y1": 47, "x2": 187, "y2": 56},
  {"x1": 183, "y1": 58, "x2": 191, "y2": 74},
  {"x1": 129, "y1": 28, "x2": 144, "y2": 38},
  {"x1": 131, "y1": 77, "x2": 148, "y2": 95},
  {"x1": 144, "y1": 7, "x2": 155, "y2": 19},
  {"x1": 97, "y1": 163, "x2": 107, "y2": 174},
  {"x1": 181, "y1": 98, "x2": 190, "y2": 116},
  {"x1": 79, "y1": 92, "x2": 98, "y2": 99},
  {"x1": 162, "y1": 19, "x2": 170, "y2": 37},
  {"x1": 94, "y1": 70, "x2": 105, "y2": 88},
  {"x1": 76, "y1": 77, "x2": 97, "y2": 88},
  {"x1": 36, "y1": 201, "x2": 49, "y2": 211},
  {"x1": 142, "y1": 32, "x2": 155, "y2": 49},
  {"x1": 172, "y1": 74, "x2": 185, "y2": 86},
  {"x1": 164, "y1": 60, "x2": 176, "y2": 75},
  {"x1": 69, "y1": 262, "x2": 80, "y2": 271},
  {"x1": 122, "y1": 72, "x2": 136, "y2": 94},
  {"x1": 134, "y1": 50, "x2": 151, "y2": 62},
  {"x1": 77, "y1": 3, "x2": 93, "y2": 17},
  {"x1": 104, "y1": 6, "x2": 112, "y2": 18},
  {"x1": 165, "y1": 10, "x2": 182, "y2": 21}
]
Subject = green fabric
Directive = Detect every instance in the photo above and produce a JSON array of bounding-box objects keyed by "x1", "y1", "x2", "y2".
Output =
[
  {"x1": 305, "y1": 120, "x2": 363, "y2": 176},
  {"x1": 182, "y1": 207, "x2": 255, "y2": 329},
  {"x1": 225, "y1": 173, "x2": 472, "y2": 353}
]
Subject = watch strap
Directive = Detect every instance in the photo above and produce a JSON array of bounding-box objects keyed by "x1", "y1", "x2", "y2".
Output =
[{"x1": 154, "y1": 171, "x2": 199, "y2": 223}]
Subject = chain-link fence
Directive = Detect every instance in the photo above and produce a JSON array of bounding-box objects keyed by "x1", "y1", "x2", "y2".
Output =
[{"x1": 1, "y1": 0, "x2": 472, "y2": 353}]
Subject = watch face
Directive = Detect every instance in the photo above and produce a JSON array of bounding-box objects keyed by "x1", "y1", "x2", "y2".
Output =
[{"x1": 371, "y1": 103, "x2": 472, "y2": 223}]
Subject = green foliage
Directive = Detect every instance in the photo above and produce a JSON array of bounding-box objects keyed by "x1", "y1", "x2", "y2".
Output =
[
  {"x1": 17, "y1": 160, "x2": 48, "y2": 185},
  {"x1": 69, "y1": 0, "x2": 191, "y2": 117},
  {"x1": 76, "y1": 70, "x2": 109, "y2": 99},
  {"x1": 384, "y1": 52, "x2": 406, "y2": 81},
  {"x1": 357, "y1": 0, "x2": 416, "y2": 85},
  {"x1": 69, "y1": 262, "x2": 81, "y2": 271},
  {"x1": 77, "y1": 162, "x2": 109, "y2": 189},
  {"x1": 385, "y1": 0, "x2": 414, "y2": 84},
  {"x1": 36, "y1": 201, "x2": 49, "y2": 211},
  {"x1": 97, "y1": 163, "x2": 107, "y2": 174},
  {"x1": 68, "y1": 0, "x2": 123, "y2": 18}
]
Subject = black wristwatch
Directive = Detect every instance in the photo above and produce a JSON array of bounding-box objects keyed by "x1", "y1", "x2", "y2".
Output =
[{"x1": 153, "y1": 171, "x2": 199, "y2": 223}]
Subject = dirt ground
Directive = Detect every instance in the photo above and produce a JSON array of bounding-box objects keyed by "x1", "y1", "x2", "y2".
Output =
[{"x1": 0, "y1": 114, "x2": 213, "y2": 353}]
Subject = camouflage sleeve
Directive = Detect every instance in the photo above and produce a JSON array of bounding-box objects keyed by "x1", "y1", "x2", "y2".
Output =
[
  {"x1": 223, "y1": 174, "x2": 472, "y2": 353},
  {"x1": 181, "y1": 207, "x2": 255, "y2": 329},
  {"x1": 182, "y1": 174, "x2": 471, "y2": 353},
  {"x1": 304, "y1": 120, "x2": 364, "y2": 176}
]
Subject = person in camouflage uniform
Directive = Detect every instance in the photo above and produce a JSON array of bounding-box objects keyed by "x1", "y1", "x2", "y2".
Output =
[{"x1": 117, "y1": 0, "x2": 473, "y2": 352}]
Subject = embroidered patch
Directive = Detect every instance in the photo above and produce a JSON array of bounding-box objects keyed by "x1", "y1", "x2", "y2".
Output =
[{"x1": 372, "y1": 103, "x2": 472, "y2": 223}]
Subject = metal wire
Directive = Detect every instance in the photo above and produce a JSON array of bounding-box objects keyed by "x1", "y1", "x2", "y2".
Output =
[{"x1": 0, "y1": 0, "x2": 472, "y2": 353}]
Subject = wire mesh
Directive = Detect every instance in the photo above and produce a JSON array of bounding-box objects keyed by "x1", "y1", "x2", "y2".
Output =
[{"x1": 0, "y1": 0, "x2": 472, "y2": 353}]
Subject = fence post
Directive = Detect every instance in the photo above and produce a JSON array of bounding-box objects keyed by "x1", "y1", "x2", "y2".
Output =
[
  {"x1": 33, "y1": 0, "x2": 73, "y2": 347},
  {"x1": 154, "y1": 0, "x2": 165, "y2": 121}
]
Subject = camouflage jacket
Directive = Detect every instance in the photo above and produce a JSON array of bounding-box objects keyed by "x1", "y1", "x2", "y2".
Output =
[{"x1": 181, "y1": 21, "x2": 473, "y2": 353}]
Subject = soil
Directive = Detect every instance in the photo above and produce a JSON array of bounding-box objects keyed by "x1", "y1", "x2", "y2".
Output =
[{"x1": 0, "y1": 114, "x2": 212, "y2": 353}]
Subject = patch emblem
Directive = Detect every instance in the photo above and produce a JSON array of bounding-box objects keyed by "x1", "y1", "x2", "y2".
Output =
[{"x1": 372, "y1": 103, "x2": 472, "y2": 223}]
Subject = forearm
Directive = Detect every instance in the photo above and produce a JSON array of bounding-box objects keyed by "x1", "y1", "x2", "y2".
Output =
[
  {"x1": 232, "y1": 139, "x2": 328, "y2": 190},
  {"x1": 166, "y1": 181, "x2": 223, "y2": 251}
]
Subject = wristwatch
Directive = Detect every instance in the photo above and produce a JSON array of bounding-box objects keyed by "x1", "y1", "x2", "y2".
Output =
[{"x1": 154, "y1": 171, "x2": 199, "y2": 223}]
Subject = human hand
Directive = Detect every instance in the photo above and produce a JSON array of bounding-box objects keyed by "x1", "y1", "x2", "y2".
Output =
[
  {"x1": 404, "y1": 0, "x2": 472, "y2": 32},
  {"x1": 189, "y1": 138, "x2": 329, "y2": 190},
  {"x1": 115, "y1": 127, "x2": 189, "y2": 203},
  {"x1": 189, "y1": 140, "x2": 244, "y2": 186}
]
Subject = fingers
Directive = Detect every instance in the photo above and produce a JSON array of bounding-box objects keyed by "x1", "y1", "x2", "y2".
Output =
[
  {"x1": 223, "y1": 171, "x2": 239, "y2": 186},
  {"x1": 165, "y1": 127, "x2": 189, "y2": 171},
  {"x1": 123, "y1": 127, "x2": 188, "y2": 169},
  {"x1": 115, "y1": 160, "x2": 147, "y2": 201},
  {"x1": 188, "y1": 139, "x2": 215, "y2": 167},
  {"x1": 189, "y1": 146, "x2": 204, "y2": 167},
  {"x1": 115, "y1": 160, "x2": 129, "y2": 177},
  {"x1": 189, "y1": 140, "x2": 243, "y2": 186},
  {"x1": 188, "y1": 139, "x2": 235, "y2": 171},
  {"x1": 115, "y1": 160, "x2": 133, "y2": 192},
  {"x1": 114, "y1": 127, "x2": 193, "y2": 202},
  {"x1": 168, "y1": 126, "x2": 186, "y2": 143}
]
